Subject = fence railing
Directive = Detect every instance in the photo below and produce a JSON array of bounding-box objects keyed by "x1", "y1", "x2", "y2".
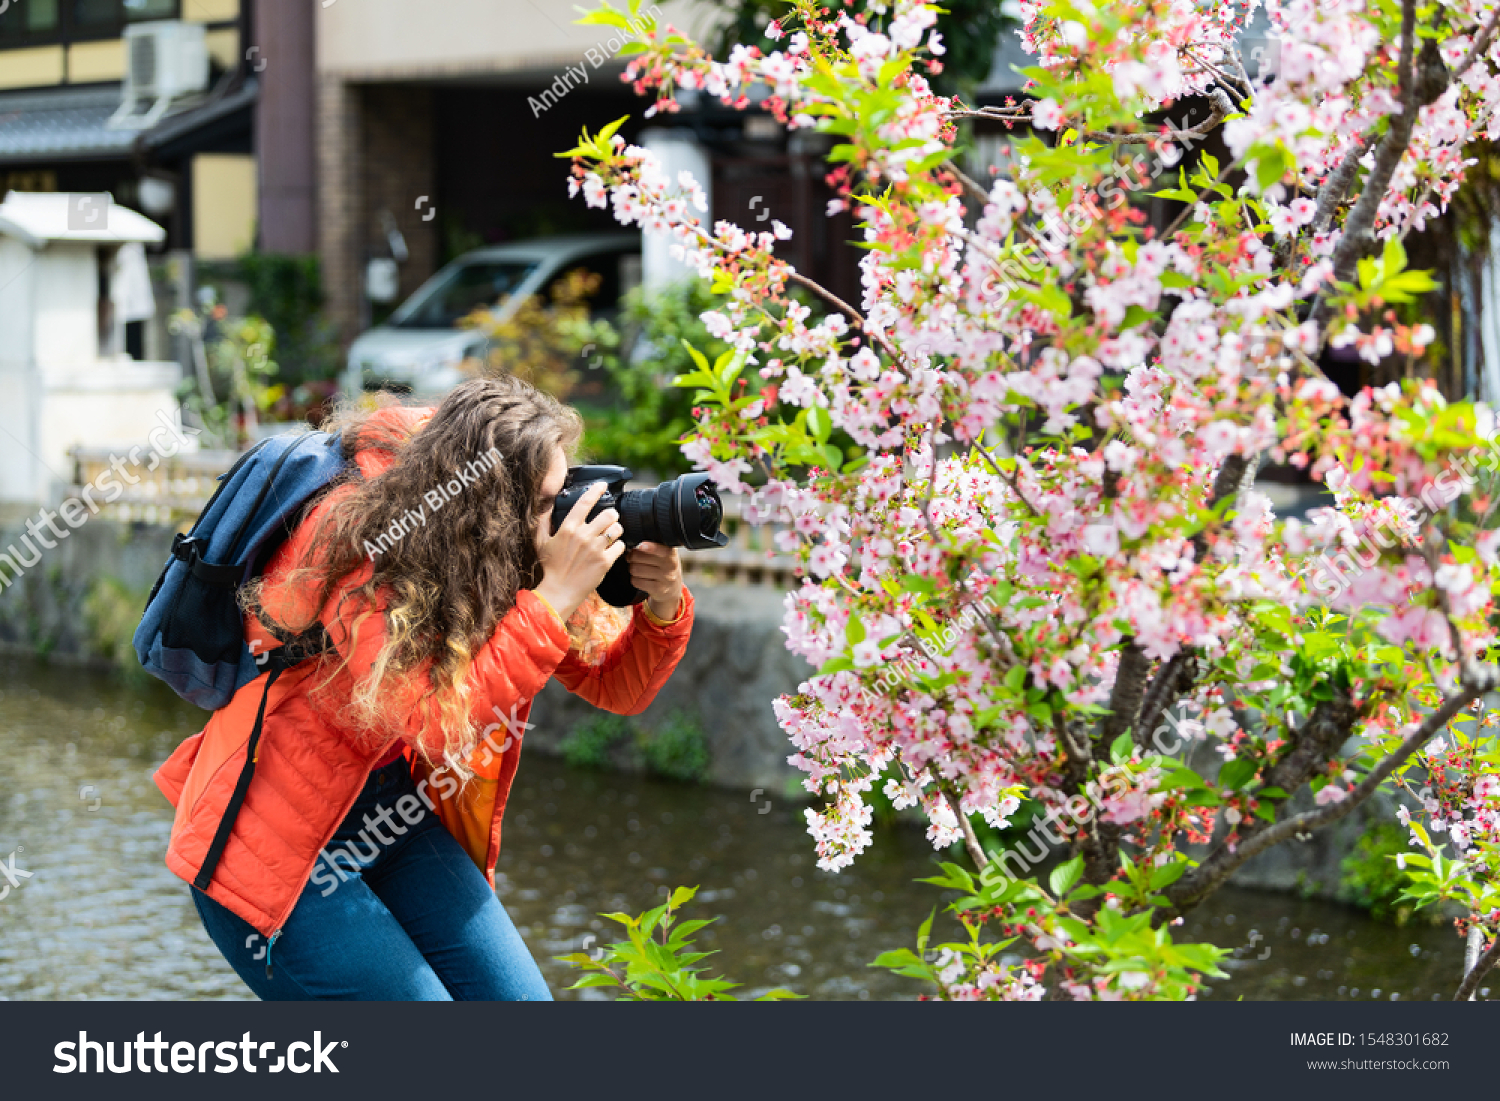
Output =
[{"x1": 68, "y1": 447, "x2": 801, "y2": 590}]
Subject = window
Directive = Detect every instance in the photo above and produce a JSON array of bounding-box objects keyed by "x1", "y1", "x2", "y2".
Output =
[
  {"x1": 389, "y1": 260, "x2": 540, "y2": 329},
  {"x1": 0, "y1": 0, "x2": 60, "y2": 42},
  {"x1": 72, "y1": 0, "x2": 117, "y2": 33},
  {"x1": 0, "y1": 0, "x2": 182, "y2": 47},
  {"x1": 122, "y1": 0, "x2": 175, "y2": 19}
]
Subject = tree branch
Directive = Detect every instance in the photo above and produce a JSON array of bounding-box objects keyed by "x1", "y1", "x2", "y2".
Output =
[
  {"x1": 1102, "y1": 643, "x2": 1151, "y2": 747},
  {"x1": 784, "y1": 269, "x2": 915, "y2": 378},
  {"x1": 1126, "y1": 452, "x2": 1255, "y2": 743},
  {"x1": 938, "y1": 778, "x2": 989, "y2": 869},
  {"x1": 1455, "y1": 930, "x2": 1500, "y2": 1001},
  {"x1": 1455, "y1": 5, "x2": 1500, "y2": 79},
  {"x1": 1163, "y1": 677, "x2": 1492, "y2": 917},
  {"x1": 1077, "y1": 88, "x2": 1234, "y2": 147},
  {"x1": 1310, "y1": 132, "x2": 1377, "y2": 237},
  {"x1": 1312, "y1": 0, "x2": 1421, "y2": 337},
  {"x1": 951, "y1": 89, "x2": 1232, "y2": 148},
  {"x1": 946, "y1": 161, "x2": 991, "y2": 206},
  {"x1": 1136, "y1": 652, "x2": 1196, "y2": 749}
]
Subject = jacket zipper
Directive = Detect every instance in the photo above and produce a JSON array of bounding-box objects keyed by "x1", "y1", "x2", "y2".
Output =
[{"x1": 265, "y1": 928, "x2": 282, "y2": 979}]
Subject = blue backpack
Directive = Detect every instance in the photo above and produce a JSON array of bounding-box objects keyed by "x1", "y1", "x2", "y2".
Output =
[
  {"x1": 135, "y1": 430, "x2": 348, "y2": 893},
  {"x1": 135, "y1": 430, "x2": 349, "y2": 708}
]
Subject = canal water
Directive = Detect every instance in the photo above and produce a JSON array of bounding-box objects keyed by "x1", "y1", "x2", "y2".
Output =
[{"x1": 0, "y1": 654, "x2": 1470, "y2": 1001}]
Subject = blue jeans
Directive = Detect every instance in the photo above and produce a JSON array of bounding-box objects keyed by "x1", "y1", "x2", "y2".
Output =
[{"x1": 191, "y1": 756, "x2": 552, "y2": 1001}]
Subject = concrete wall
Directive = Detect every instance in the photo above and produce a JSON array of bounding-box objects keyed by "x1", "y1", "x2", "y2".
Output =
[
  {"x1": 528, "y1": 584, "x2": 812, "y2": 791},
  {"x1": 316, "y1": 0, "x2": 715, "y2": 81},
  {"x1": 191, "y1": 154, "x2": 259, "y2": 261}
]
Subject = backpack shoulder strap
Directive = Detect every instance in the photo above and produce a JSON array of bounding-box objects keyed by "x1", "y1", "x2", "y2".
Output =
[{"x1": 192, "y1": 624, "x2": 337, "y2": 892}]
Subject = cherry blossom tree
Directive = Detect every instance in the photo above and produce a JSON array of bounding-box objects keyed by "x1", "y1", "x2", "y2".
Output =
[{"x1": 563, "y1": 0, "x2": 1500, "y2": 1000}]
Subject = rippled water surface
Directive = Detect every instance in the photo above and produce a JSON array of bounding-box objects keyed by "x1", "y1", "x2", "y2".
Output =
[{"x1": 0, "y1": 655, "x2": 1470, "y2": 1001}]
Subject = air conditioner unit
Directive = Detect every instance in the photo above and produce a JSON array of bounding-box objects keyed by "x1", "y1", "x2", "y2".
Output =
[{"x1": 107, "y1": 21, "x2": 209, "y2": 130}]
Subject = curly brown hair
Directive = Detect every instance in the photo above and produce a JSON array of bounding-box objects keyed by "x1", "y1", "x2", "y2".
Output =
[{"x1": 243, "y1": 376, "x2": 582, "y2": 773}]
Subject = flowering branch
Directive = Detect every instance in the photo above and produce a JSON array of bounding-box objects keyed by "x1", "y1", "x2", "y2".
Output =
[{"x1": 1163, "y1": 676, "x2": 1494, "y2": 918}]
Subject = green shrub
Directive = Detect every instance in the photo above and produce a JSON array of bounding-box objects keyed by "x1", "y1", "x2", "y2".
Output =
[
  {"x1": 557, "y1": 885, "x2": 799, "y2": 1000},
  {"x1": 558, "y1": 709, "x2": 711, "y2": 783},
  {"x1": 82, "y1": 575, "x2": 154, "y2": 687},
  {"x1": 575, "y1": 280, "x2": 731, "y2": 479},
  {"x1": 225, "y1": 252, "x2": 341, "y2": 424},
  {"x1": 1340, "y1": 820, "x2": 1418, "y2": 922},
  {"x1": 559, "y1": 713, "x2": 633, "y2": 771},
  {"x1": 639, "y1": 711, "x2": 710, "y2": 784}
]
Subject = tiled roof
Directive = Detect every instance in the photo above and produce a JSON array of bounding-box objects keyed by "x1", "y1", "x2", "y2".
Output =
[
  {"x1": 0, "y1": 86, "x2": 134, "y2": 160},
  {"x1": 0, "y1": 79, "x2": 258, "y2": 163}
]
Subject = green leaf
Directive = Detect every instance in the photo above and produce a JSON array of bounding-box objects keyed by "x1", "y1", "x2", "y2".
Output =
[
  {"x1": 1148, "y1": 861, "x2": 1187, "y2": 890},
  {"x1": 574, "y1": 7, "x2": 634, "y2": 30},
  {"x1": 566, "y1": 973, "x2": 622, "y2": 989},
  {"x1": 681, "y1": 339, "x2": 710, "y2": 372},
  {"x1": 595, "y1": 114, "x2": 630, "y2": 145},
  {"x1": 1110, "y1": 731, "x2": 1134, "y2": 765},
  {"x1": 1254, "y1": 143, "x2": 1290, "y2": 192},
  {"x1": 1218, "y1": 758, "x2": 1258, "y2": 791},
  {"x1": 846, "y1": 612, "x2": 866, "y2": 646},
  {"x1": 1159, "y1": 768, "x2": 1207, "y2": 791},
  {"x1": 716, "y1": 347, "x2": 745, "y2": 388},
  {"x1": 1049, "y1": 855, "x2": 1085, "y2": 897},
  {"x1": 871, "y1": 948, "x2": 925, "y2": 969}
]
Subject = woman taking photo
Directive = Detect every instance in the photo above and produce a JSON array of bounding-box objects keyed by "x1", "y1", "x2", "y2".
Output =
[{"x1": 153, "y1": 376, "x2": 695, "y2": 1000}]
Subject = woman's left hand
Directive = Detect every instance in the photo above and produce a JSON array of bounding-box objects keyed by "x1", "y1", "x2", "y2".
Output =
[{"x1": 627, "y1": 542, "x2": 684, "y2": 622}]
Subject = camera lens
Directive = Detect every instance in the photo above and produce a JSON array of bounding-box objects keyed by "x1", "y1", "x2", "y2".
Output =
[
  {"x1": 694, "y1": 483, "x2": 722, "y2": 540},
  {"x1": 553, "y1": 467, "x2": 728, "y2": 551}
]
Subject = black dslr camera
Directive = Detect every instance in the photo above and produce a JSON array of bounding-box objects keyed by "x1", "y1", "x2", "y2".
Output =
[{"x1": 550, "y1": 465, "x2": 729, "y2": 607}]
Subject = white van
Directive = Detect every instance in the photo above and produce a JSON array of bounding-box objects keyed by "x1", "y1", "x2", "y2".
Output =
[{"x1": 344, "y1": 232, "x2": 641, "y2": 399}]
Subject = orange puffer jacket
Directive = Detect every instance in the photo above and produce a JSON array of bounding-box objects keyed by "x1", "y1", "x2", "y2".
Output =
[{"x1": 153, "y1": 406, "x2": 695, "y2": 938}]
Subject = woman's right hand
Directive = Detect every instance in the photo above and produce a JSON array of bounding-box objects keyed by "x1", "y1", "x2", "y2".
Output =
[{"x1": 533, "y1": 482, "x2": 625, "y2": 623}]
